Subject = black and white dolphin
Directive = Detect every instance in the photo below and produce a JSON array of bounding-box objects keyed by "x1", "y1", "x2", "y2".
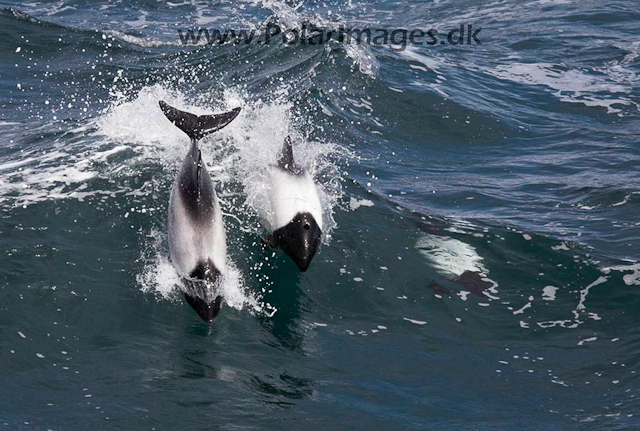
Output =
[
  {"x1": 159, "y1": 100, "x2": 240, "y2": 322},
  {"x1": 259, "y1": 136, "x2": 323, "y2": 271}
]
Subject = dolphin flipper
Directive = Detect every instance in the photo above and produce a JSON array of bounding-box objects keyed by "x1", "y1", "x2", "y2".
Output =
[{"x1": 159, "y1": 100, "x2": 240, "y2": 141}]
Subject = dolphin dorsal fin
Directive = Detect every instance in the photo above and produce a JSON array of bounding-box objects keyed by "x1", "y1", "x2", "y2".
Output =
[
  {"x1": 277, "y1": 136, "x2": 303, "y2": 174},
  {"x1": 159, "y1": 100, "x2": 240, "y2": 141}
]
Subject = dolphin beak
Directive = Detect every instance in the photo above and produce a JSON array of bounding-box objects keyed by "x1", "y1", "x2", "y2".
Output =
[
  {"x1": 273, "y1": 212, "x2": 322, "y2": 272},
  {"x1": 292, "y1": 248, "x2": 314, "y2": 272},
  {"x1": 183, "y1": 293, "x2": 222, "y2": 323}
]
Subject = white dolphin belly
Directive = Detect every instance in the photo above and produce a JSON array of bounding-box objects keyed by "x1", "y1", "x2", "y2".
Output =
[{"x1": 168, "y1": 184, "x2": 226, "y2": 277}]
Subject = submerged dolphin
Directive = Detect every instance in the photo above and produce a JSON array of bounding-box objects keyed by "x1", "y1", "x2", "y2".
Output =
[
  {"x1": 259, "y1": 136, "x2": 323, "y2": 271},
  {"x1": 159, "y1": 100, "x2": 240, "y2": 322}
]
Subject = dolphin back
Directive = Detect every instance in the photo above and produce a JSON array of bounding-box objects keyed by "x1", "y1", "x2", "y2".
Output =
[{"x1": 159, "y1": 100, "x2": 241, "y2": 141}]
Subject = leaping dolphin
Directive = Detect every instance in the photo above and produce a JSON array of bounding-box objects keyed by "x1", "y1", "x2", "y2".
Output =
[
  {"x1": 159, "y1": 100, "x2": 240, "y2": 322},
  {"x1": 259, "y1": 136, "x2": 323, "y2": 271}
]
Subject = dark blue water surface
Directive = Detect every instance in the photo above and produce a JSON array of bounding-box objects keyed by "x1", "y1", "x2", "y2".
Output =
[{"x1": 1, "y1": 0, "x2": 639, "y2": 429}]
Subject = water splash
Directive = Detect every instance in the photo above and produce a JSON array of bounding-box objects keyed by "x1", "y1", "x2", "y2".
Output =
[
  {"x1": 96, "y1": 83, "x2": 345, "y2": 311},
  {"x1": 136, "y1": 228, "x2": 264, "y2": 313}
]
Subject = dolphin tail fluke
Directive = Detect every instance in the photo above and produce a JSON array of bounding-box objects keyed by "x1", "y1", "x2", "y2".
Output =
[
  {"x1": 184, "y1": 293, "x2": 223, "y2": 323},
  {"x1": 159, "y1": 100, "x2": 240, "y2": 141}
]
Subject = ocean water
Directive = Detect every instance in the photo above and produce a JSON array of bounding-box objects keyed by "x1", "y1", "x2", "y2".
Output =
[{"x1": 1, "y1": 0, "x2": 639, "y2": 429}]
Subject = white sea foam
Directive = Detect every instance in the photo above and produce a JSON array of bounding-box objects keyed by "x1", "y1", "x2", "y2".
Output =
[
  {"x1": 106, "y1": 31, "x2": 186, "y2": 48},
  {"x1": 551, "y1": 242, "x2": 569, "y2": 251},
  {"x1": 542, "y1": 286, "x2": 558, "y2": 301},
  {"x1": 486, "y1": 62, "x2": 637, "y2": 114},
  {"x1": 513, "y1": 297, "x2": 533, "y2": 315},
  {"x1": 577, "y1": 336, "x2": 597, "y2": 346},
  {"x1": 399, "y1": 45, "x2": 637, "y2": 115},
  {"x1": 0, "y1": 143, "x2": 127, "y2": 207},
  {"x1": 538, "y1": 276, "x2": 609, "y2": 329},
  {"x1": 576, "y1": 276, "x2": 609, "y2": 311},
  {"x1": 403, "y1": 317, "x2": 427, "y2": 325},
  {"x1": 603, "y1": 263, "x2": 640, "y2": 286}
]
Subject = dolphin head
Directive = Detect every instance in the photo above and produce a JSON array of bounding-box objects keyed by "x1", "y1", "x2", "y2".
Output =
[{"x1": 273, "y1": 212, "x2": 322, "y2": 271}]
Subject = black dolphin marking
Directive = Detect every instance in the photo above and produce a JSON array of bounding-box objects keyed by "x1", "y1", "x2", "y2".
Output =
[
  {"x1": 183, "y1": 294, "x2": 222, "y2": 323},
  {"x1": 176, "y1": 140, "x2": 217, "y2": 223},
  {"x1": 183, "y1": 259, "x2": 223, "y2": 323},
  {"x1": 273, "y1": 212, "x2": 322, "y2": 272}
]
